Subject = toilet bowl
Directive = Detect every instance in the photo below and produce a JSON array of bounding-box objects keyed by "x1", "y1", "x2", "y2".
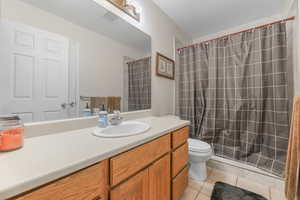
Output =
[{"x1": 188, "y1": 138, "x2": 213, "y2": 181}]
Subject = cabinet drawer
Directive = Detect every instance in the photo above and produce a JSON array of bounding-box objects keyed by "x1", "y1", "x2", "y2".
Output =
[
  {"x1": 12, "y1": 160, "x2": 109, "y2": 200},
  {"x1": 172, "y1": 126, "x2": 189, "y2": 149},
  {"x1": 110, "y1": 134, "x2": 171, "y2": 186},
  {"x1": 172, "y1": 143, "x2": 188, "y2": 177},
  {"x1": 172, "y1": 166, "x2": 188, "y2": 200}
]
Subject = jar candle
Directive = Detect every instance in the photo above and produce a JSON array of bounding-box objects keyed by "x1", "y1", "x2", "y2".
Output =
[{"x1": 0, "y1": 116, "x2": 24, "y2": 152}]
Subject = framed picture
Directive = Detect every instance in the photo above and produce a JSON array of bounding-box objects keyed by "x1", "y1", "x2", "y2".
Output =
[{"x1": 156, "y1": 52, "x2": 175, "y2": 80}]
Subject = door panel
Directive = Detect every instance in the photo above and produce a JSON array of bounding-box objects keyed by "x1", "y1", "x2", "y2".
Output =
[
  {"x1": 0, "y1": 21, "x2": 40, "y2": 122},
  {"x1": 111, "y1": 169, "x2": 149, "y2": 200},
  {"x1": 13, "y1": 53, "x2": 34, "y2": 99},
  {"x1": 0, "y1": 21, "x2": 69, "y2": 122},
  {"x1": 38, "y1": 30, "x2": 69, "y2": 121},
  {"x1": 14, "y1": 30, "x2": 35, "y2": 49},
  {"x1": 149, "y1": 154, "x2": 171, "y2": 200},
  {"x1": 43, "y1": 59, "x2": 61, "y2": 98}
]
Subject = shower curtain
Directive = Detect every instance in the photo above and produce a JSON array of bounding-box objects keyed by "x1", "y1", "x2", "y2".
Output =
[
  {"x1": 177, "y1": 22, "x2": 292, "y2": 176},
  {"x1": 128, "y1": 57, "x2": 151, "y2": 111}
]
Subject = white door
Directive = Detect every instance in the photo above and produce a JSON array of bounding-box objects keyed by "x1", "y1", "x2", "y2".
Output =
[{"x1": 0, "y1": 21, "x2": 70, "y2": 122}]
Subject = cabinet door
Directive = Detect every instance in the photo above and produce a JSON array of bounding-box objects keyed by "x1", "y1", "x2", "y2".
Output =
[
  {"x1": 172, "y1": 166, "x2": 188, "y2": 200},
  {"x1": 149, "y1": 154, "x2": 171, "y2": 200},
  {"x1": 111, "y1": 169, "x2": 149, "y2": 200}
]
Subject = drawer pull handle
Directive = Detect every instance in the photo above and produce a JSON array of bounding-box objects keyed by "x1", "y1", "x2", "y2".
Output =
[{"x1": 93, "y1": 195, "x2": 102, "y2": 200}]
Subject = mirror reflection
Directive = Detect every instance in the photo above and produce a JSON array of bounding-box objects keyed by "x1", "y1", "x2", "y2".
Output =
[{"x1": 0, "y1": 0, "x2": 151, "y2": 123}]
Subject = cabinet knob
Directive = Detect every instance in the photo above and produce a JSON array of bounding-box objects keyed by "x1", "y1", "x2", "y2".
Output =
[{"x1": 93, "y1": 195, "x2": 102, "y2": 200}]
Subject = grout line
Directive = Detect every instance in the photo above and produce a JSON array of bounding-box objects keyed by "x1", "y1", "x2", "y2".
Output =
[
  {"x1": 234, "y1": 176, "x2": 239, "y2": 186},
  {"x1": 193, "y1": 190, "x2": 201, "y2": 200},
  {"x1": 268, "y1": 187, "x2": 272, "y2": 200}
]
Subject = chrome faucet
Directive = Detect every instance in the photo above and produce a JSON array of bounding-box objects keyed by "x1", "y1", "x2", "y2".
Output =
[{"x1": 109, "y1": 110, "x2": 123, "y2": 126}]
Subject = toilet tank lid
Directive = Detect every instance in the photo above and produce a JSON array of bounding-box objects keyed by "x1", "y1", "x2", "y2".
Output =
[{"x1": 188, "y1": 138, "x2": 211, "y2": 152}]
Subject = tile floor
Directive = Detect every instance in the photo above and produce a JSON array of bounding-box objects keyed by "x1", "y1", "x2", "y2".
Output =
[{"x1": 180, "y1": 168, "x2": 286, "y2": 200}]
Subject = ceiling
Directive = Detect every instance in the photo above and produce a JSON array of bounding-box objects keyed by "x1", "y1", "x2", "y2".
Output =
[
  {"x1": 152, "y1": 0, "x2": 285, "y2": 39},
  {"x1": 20, "y1": 0, "x2": 151, "y2": 52}
]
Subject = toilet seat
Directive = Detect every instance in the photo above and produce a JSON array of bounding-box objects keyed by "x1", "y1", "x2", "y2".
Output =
[{"x1": 188, "y1": 138, "x2": 211, "y2": 153}]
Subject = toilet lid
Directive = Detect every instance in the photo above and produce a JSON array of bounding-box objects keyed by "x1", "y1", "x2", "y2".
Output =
[{"x1": 188, "y1": 138, "x2": 211, "y2": 153}]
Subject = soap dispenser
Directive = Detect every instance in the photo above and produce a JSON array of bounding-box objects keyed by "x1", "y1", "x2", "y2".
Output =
[
  {"x1": 98, "y1": 105, "x2": 108, "y2": 127},
  {"x1": 83, "y1": 102, "x2": 92, "y2": 116}
]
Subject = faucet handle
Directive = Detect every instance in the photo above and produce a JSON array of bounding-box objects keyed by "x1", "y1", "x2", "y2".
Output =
[
  {"x1": 113, "y1": 110, "x2": 121, "y2": 116},
  {"x1": 109, "y1": 111, "x2": 123, "y2": 126}
]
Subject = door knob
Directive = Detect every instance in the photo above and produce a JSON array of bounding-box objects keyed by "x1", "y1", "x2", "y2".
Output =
[
  {"x1": 61, "y1": 103, "x2": 67, "y2": 109},
  {"x1": 69, "y1": 102, "x2": 76, "y2": 107}
]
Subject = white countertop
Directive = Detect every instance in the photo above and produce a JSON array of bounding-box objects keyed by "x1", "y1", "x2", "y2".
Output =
[{"x1": 0, "y1": 116, "x2": 189, "y2": 200}]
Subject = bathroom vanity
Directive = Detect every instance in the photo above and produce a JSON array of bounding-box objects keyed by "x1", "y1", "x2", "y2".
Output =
[{"x1": 0, "y1": 116, "x2": 190, "y2": 200}]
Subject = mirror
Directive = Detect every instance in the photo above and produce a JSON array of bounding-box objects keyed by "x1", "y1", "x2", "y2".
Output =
[{"x1": 0, "y1": 0, "x2": 152, "y2": 123}]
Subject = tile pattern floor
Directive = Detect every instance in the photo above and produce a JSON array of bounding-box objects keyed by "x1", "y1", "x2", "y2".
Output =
[{"x1": 181, "y1": 168, "x2": 286, "y2": 200}]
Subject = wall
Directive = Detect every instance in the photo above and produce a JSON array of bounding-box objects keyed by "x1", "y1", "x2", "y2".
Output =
[
  {"x1": 94, "y1": 0, "x2": 192, "y2": 116},
  {"x1": 193, "y1": 14, "x2": 283, "y2": 43},
  {"x1": 290, "y1": 0, "x2": 299, "y2": 95},
  {"x1": 284, "y1": 0, "x2": 296, "y2": 16},
  {"x1": 283, "y1": 0, "x2": 300, "y2": 95},
  {"x1": 1, "y1": 0, "x2": 147, "y2": 98}
]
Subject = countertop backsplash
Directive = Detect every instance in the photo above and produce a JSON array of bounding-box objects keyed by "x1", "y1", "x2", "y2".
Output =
[{"x1": 24, "y1": 110, "x2": 152, "y2": 138}]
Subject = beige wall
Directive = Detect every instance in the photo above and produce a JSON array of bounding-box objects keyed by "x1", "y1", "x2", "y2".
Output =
[
  {"x1": 94, "y1": 0, "x2": 192, "y2": 116},
  {"x1": 193, "y1": 15, "x2": 284, "y2": 43},
  {"x1": 1, "y1": 0, "x2": 146, "y2": 98},
  {"x1": 283, "y1": 0, "x2": 299, "y2": 96}
]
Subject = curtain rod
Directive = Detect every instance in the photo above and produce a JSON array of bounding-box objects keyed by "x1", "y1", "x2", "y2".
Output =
[
  {"x1": 126, "y1": 56, "x2": 151, "y2": 64},
  {"x1": 177, "y1": 16, "x2": 295, "y2": 51}
]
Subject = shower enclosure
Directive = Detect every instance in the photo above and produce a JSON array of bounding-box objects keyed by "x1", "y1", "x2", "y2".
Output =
[{"x1": 176, "y1": 21, "x2": 293, "y2": 176}]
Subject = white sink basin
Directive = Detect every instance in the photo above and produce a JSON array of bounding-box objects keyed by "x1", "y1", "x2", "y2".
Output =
[{"x1": 93, "y1": 120, "x2": 150, "y2": 138}]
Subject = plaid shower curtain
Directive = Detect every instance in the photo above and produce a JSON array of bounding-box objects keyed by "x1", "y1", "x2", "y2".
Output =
[
  {"x1": 128, "y1": 57, "x2": 151, "y2": 111},
  {"x1": 177, "y1": 23, "x2": 292, "y2": 176}
]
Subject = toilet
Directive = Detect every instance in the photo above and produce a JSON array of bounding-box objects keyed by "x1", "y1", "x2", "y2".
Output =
[{"x1": 188, "y1": 138, "x2": 213, "y2": 181}]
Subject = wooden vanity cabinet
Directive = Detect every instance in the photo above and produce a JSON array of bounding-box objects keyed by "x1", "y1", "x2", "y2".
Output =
[
  {"x1": 10, "y1": 126, "x2": 189, "y2": 200},
  {"x1": 110, "y1": 127, "x2": 189, "y2": 200}
]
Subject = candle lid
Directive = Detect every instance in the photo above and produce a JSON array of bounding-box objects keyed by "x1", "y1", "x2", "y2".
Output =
[{"x1": 0, "y1": 115, "x2": 20, "y2": 121}]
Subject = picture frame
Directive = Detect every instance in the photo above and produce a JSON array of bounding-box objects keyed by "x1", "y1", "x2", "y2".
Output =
[{"x1": 156, "y1": 52, "x2": 175, "y2": 80}]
